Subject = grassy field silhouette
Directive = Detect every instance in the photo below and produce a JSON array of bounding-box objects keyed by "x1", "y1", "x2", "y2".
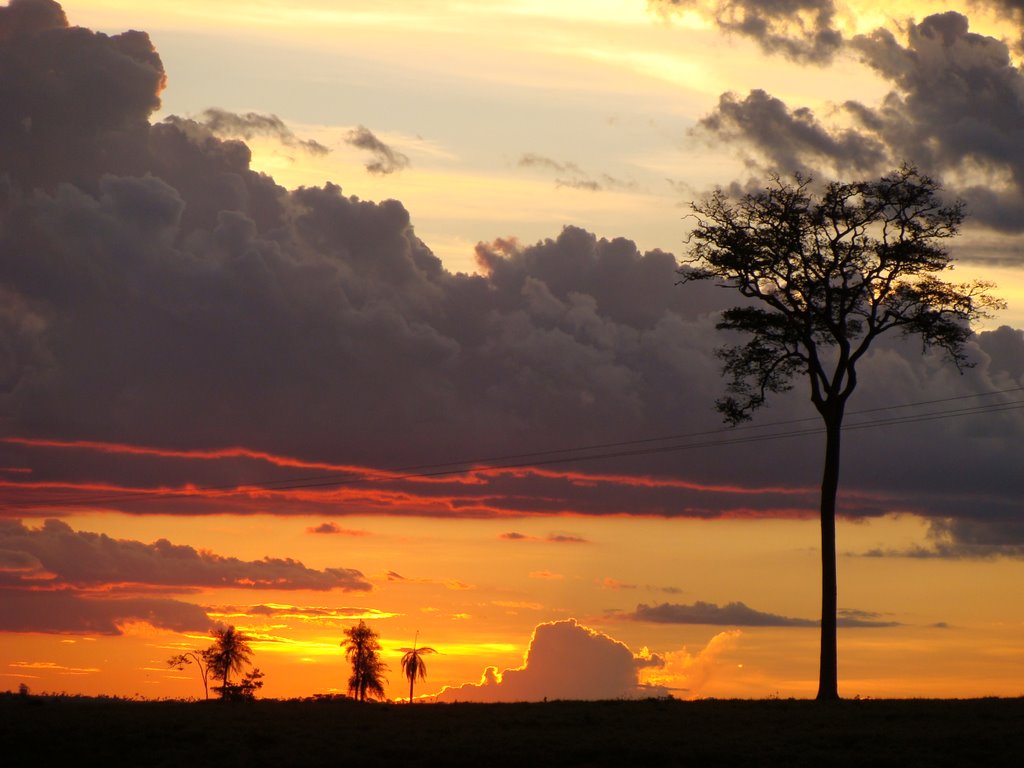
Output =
[{"x1": 5, "y1": 694, "x2": 1022, "y2": 767}]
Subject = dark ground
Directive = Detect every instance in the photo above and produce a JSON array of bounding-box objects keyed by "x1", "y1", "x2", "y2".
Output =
[{"x1": 4, "y1": 694, "x2": 1023, "y2": 767}]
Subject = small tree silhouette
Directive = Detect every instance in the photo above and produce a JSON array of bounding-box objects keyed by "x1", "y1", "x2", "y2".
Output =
[
  {"x1": 166, "y1": 648, "x2": 217, "y2": 700},
  {"x1": 400, "y1": 634, "x2": 437, "y2": 703},
  {"x1": 342, "y1": 621, "x2": 387, "y2": 701}
]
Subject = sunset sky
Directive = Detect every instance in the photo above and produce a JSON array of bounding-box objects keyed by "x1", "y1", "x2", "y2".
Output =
[{"x1": 1, "y1": 0, "x2": 1023, "y2": 702}]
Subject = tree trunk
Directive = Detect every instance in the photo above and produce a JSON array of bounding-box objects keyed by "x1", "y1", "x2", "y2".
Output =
[
  {"x1": 816, "y1": 411, "x2": 842, "y2": 701},
  {"x1": 409, "y1": 676, "x2": 414, "y2": 704}
]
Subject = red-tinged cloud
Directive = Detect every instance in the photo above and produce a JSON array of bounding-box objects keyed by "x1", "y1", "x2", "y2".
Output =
[
  {"x1": 0, "y1": 519, "x2": 371, "y2": 592},
  {"x1": 0, "y1": 1, "x2": 1023, "y2": 551},
  {"x1": 0, "y1": 588, "x2": 211, "y2": 635},
  {"x1": 435, "y1": 619, "x2": 670, "y2": 702}
]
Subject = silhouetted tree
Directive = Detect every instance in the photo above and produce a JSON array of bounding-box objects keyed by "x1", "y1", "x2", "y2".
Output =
[
  {"x1": 208, "y1": 626, "x2": 255, "y2": 700},
  {"x1": 342, "y1": 621, "x2": 387, "y2": 701},
  {"x1": 682, "y1": 165, "x2": 1001, "y2": 700},
  {"x1": 166, "y1": 648, "x2": 217, "y2": 700},
  {"x1": 399, "y1": 634, "x2": 437, "y2": 703}
]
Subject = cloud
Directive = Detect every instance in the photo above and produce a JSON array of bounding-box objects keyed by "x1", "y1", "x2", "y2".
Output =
[
  {"x1": 640, "y1": 629, "x2": 741, "y2": 697},
  {"x1": 499, "y1": 531, "x2": 589, "y2": 543},
  {"x1": 649, "y1": 0, "x2": 843, "y2": 63},
  {"x1": 0, "y1": 519, "x2": 371, "y2": 591},
  {"x1": 196, "y1": 108, "x2": 328, "y2": 155},
  {"x1": 694, "y1": 89, "x2": 886, "y2": 176},
  {"x1": 307, "y1": 522, "x2": 370, "y2": 536},
  {"x1": 632, "y1": 600, "x2": 899, "y2": 627},
  {"x1": 1, "y1": 2, "x2": 1023, "y2": 539},
  {"x1": 600, "y1": 577, "x2": 638, "y2": 590},
  {"x1": 695, "y1": 11, "x2": 1024, "y2": 235},
  {"x1": 343, "y1": 125, "x2": 410, "y2": 174},
  {"x1": 0, "y1": 588, "x2": 211, "y2": 635},
  {"x1": 436, "y1": 619, "x2": 670, "y2": 702},
  {"x1": 519, "y1": 153, "x2": 635, "y2": 192},
  {"x1": 208, "y1": 603, "x2": 395, "y2": 623},
  {"x1": 528, "y1": 570, "x2": 564, "y2": 580},
  {"x1": 858, "y1": 517, "x2": 1024, "y2": 559}
]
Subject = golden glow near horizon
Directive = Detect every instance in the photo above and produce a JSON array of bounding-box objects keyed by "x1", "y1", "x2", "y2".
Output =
[{"x1": 5, "y1": 513, "x2": 1022, "y2": 700}]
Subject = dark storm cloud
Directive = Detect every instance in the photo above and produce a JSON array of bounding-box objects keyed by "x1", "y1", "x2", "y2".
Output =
[
  {"x1": 0, "y1": 0, "x2": 164, "y2": 191},
  {"x1": 633, "y1": 601, "x2": 899, "y2": 627},
  {"x1": 649, "y1": 0, "x2": 843, "y2": 63},
  {"x1": 1, "y1": 1, "x2": 1023, "y2": 551},
  {"x1": 519, "y1": 153, "x2": 635, "y2": 192},
  {"x1": 0, "y1": 519, "x2": 371, "y2": 591},
  {"x1": 0, "y1": 588, "x2": 211, "y2": 634},
  {"x1": 343, "y1": 125, "x2": 410, "y2": 174},
  {"x1": 197, "y1": 108, "x2": 329, "y2": 156}
]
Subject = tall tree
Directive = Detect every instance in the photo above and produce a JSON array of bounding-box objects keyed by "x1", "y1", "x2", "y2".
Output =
[
  {"x1": 342, "y1": 621, "x2": 387, "y2": 702},
  {"x1": 682, "y1": 165, "x2": 1001, "y2": 700},
  {"x1": 400, "y1": 635, "x2": 437, "y2": 703},
  {"x1": 208, "y1": 625, "x2": 255, "y2": 698}
]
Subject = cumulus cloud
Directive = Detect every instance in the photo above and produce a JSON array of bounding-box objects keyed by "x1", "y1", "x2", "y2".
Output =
[
  {"x1": 196, "y1": 108, "x2": 328, "y2": 155},
  {"x1": 0, "y1": 519, "x2": 371, "y2": 591},
  {"x1": 436, "y1": 619, "x2": 670, "y2": 702},
  {"x1": 640, "y1": 629, "x2": 741, "y2": 697},
  {"x1": 343, "y1": 125, "x2": 410, "y2": 174},
  {"x1": 633, "y1": 600, "x2": 899, "y2": 627},
  {"x1": 695, "y1": 11, "x2": 1024, "y2": 236}
]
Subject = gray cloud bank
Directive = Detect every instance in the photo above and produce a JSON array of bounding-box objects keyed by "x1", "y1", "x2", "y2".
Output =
[
  {"x1": 0, "y1": 519, "x2": 370, "y2": 591},
  {"x1": 0, "y1": 517, "x2": 369, "y2": 633},
  {"x1": 633, "y1": 601, "x2": 899, "y2": 627},
  {"x1": 0, "y1": 2, "x2": 1023, "y2": 558}
]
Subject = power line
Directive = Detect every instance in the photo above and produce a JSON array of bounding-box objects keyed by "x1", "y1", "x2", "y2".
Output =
[{"x1": 6, "y1": 386, "x2": 1024, "y2": 510}]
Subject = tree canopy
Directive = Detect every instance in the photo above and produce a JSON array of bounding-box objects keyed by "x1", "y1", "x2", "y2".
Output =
[{"x1": 342, "y1": 621, "x2": 388, "y2": 702}]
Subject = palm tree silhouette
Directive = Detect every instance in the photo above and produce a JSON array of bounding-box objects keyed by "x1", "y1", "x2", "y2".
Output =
[
  {"x1": 210, "y1": 626, "x2": 254, "y2": 694},
  {"x1": 400, "y1": 634, "x2": 437, "y2": 703},
  {"x1": 342, "y1": 621, "x2": 387, "y2": 701}
]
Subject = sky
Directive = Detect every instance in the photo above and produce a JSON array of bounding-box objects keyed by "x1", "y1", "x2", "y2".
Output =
[{"x1": 1, "y1": 0, "x2": 1023, "y2": 702}]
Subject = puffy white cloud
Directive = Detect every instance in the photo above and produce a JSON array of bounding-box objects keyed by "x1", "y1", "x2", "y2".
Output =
[{"x1": 436, "y1": 619, "x2": 670, "y2": 702}]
